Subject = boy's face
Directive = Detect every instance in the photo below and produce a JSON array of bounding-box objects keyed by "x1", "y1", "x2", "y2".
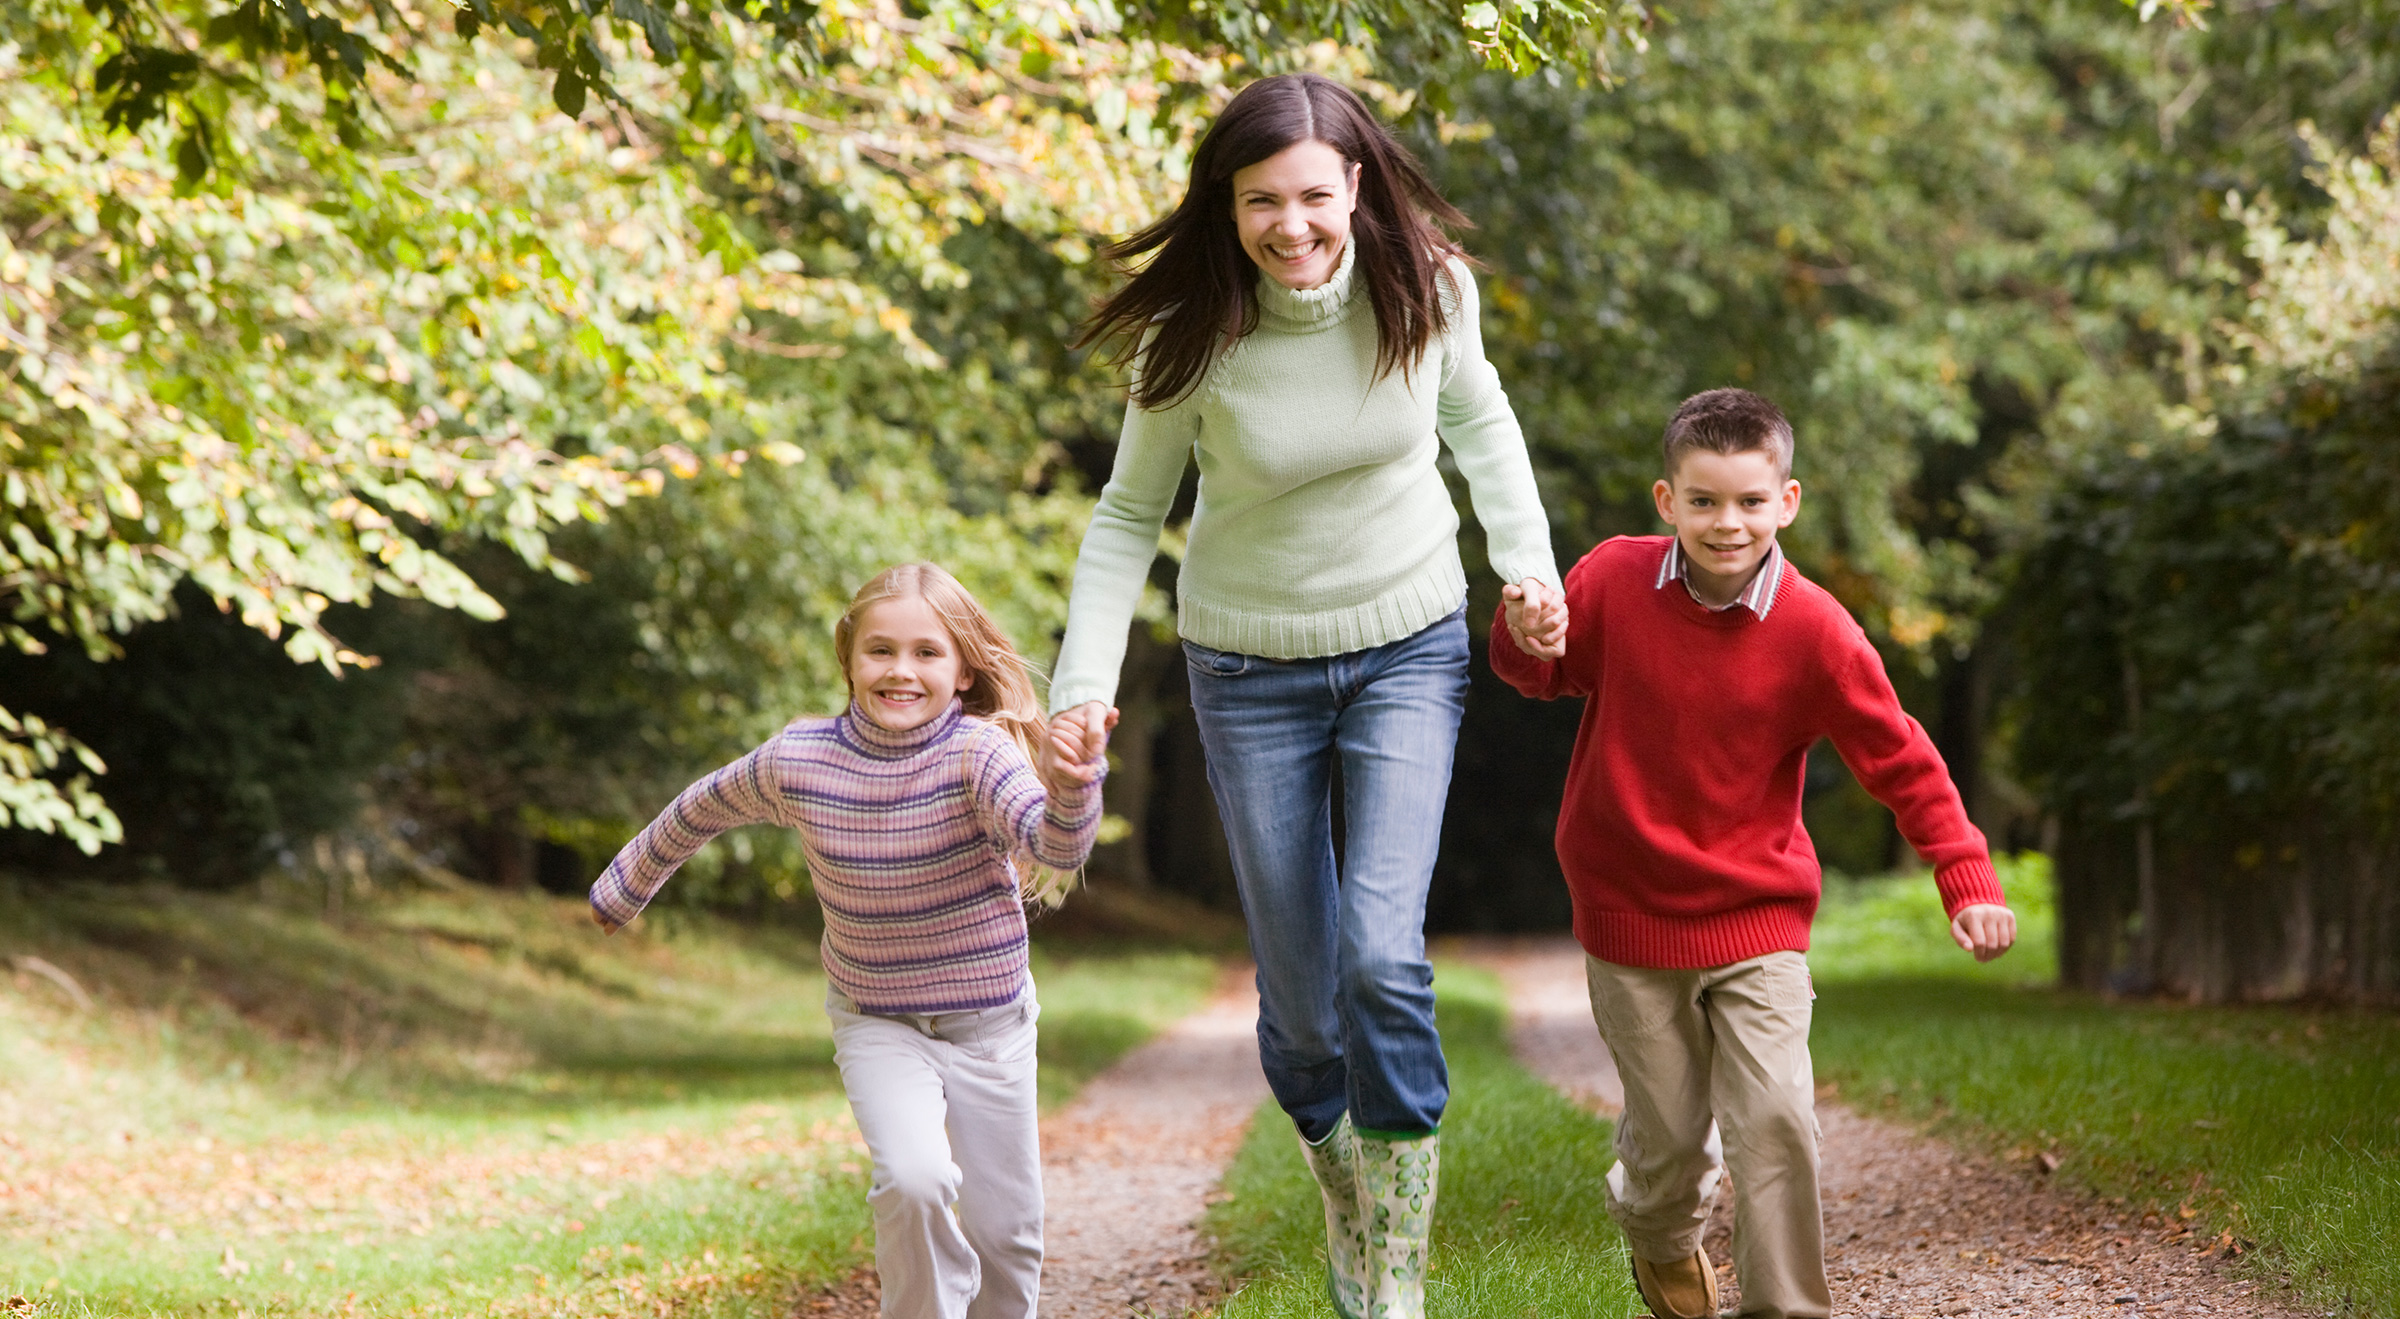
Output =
[{"x1": 1652, "y1": 448, "x2": 1802, "y2": 603}]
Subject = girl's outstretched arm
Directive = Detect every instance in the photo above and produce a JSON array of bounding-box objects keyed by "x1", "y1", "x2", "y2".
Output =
[
  {"x1": 590, "y1": 739, "x2": 782, "y2": 931},
  {"x1": 971, "y1": 724, "x2": 1106, "y2": 872}
]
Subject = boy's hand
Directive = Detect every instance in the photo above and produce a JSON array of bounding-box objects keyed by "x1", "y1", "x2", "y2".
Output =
[
  {"x1": 1951, "y1": 903, "x2": 2016, "y2": 962},
  {"x1": 1042, "y1": 704, "x2": 1118, "y2": 792},
  {"x1": 591, "y1": 907, "x2": 622, "y2": 936},
  {"x1": 1501, "y1": 578, "x2": 1569, "y2": 660}
]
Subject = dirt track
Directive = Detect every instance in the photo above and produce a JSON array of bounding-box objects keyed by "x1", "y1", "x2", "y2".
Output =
[{"x1": 1466, "y1": 937, "x2": 2308, "y2": 1319}]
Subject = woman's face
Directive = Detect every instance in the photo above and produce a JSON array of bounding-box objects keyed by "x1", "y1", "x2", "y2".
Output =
[{"x1": 1231, "y1": 139, "x2": 1360, "y2": 291}]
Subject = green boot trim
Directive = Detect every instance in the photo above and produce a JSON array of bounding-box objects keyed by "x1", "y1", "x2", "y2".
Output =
[
  {"x1": 1300, "y1": 1113, "x2": 1371, "y2": 1319},
  {"x1": 1356, "y1": 1129, "x2": 1440, "y2": 1319}
]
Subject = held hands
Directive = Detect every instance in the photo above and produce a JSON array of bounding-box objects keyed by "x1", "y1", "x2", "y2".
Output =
[
  {"x1": 1041, "y1": 701, "x2": 1119, "y2": 795},
  {"x1": 1500, "y1": 577, "x2": 1569, "y2": 660},
  {"x1": 1951, "y1": 903, "x2": 2017, "y2": 962}
]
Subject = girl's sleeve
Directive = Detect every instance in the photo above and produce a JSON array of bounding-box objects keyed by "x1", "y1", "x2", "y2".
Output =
[
  {"x1": 1048, "y1": 372, "x2": 1201, "y2": 714},
  {"x1": 1434, "y1": 258, "x2": 1561, "y2": 592},
  {"x1": 590, "y1": 738, "x2": 785, "y2": 927},
  {"x1": 969, "y1": 726, "x2": 1105, "y2": 871}
]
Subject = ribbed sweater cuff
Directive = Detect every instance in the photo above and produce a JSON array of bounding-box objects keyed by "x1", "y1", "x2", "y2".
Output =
[
  {"x1": 1573, "y1": 902, "x2": 1815, "y2": 971},
  {"x1": 1047, "y1": 770, "x2": 1103, "y2": 820},
  {"x1": 1933, "y1": 856, "x2": 2005, "y2": 918},
  {"x1": 1490, "y1": 552, "x2": 1562, "y2": 593},
  {"x1": 1047, "y1": 684, "x2": 1113, "y2": 716}
]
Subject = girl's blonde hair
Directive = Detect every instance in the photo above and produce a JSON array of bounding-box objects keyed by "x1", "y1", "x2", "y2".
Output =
[{"x1": 833, "y1": 562, "x2": 1079, "y2": 905}]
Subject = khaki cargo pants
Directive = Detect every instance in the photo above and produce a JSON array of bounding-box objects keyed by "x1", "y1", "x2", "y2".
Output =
[{"x1": 1585, "y1": 950, "x2": 1832, "y2": 1319}]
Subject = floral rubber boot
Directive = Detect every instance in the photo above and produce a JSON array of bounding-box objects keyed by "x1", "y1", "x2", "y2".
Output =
[
  {"x1": 1299, "y1": 1113, "x2": 1372, "y2": 1319},
  {"x1": 1356, "y1": 1129, "x2": 1440, "y2": 1319}
]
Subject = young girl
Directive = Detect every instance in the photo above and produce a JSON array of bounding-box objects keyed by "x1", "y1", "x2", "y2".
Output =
[{"x1": 589, "y1": 562, "x2": 1112, "y2": 1319}]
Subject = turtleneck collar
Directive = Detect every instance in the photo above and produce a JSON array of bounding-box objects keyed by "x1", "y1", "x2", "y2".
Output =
[
  {"x1": 842, "y1": 697, "x2": 965, "y2": 756},
  {"x1": 1254, "y1": 237, "x2": 1359, "y2": 331}
]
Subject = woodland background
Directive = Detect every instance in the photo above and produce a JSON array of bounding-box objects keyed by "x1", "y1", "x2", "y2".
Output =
[{"x1": 5, "y1": 0, "x2": 2397, "y2": 1001}]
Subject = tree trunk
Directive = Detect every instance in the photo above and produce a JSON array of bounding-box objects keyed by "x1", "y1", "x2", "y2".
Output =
[
  {"x1": 1087, "y1": 623, "x2": 1171, "y2": 890},
  {"x1": 2055, "y1": 814, "x2": 2400, "y2": 1003}
]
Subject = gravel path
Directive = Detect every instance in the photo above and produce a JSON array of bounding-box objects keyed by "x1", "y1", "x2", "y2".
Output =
[
  {"x1": 1458, "y1": 937, "x2": 2309, "y2": 1319},
  {"x1": 1036, "y1": 969, "x2": 1268, "y2": 1318},
  {"x1": 796, "y1": 969, "x2": 1267, "y2": 1319}
]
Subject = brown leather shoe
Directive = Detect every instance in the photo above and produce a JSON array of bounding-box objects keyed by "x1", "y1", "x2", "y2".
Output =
[{"x1": 1631, "y1": 1248, "x2": 1720, "y2": 1319}]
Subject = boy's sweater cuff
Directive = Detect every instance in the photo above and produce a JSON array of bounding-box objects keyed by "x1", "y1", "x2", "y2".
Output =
[{"x1": 1933, "y1": 856, "x2": 2005, "y2": 918}]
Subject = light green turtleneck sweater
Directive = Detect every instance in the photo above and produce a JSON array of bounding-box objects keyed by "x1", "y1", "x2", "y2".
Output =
[{"x1": 1048, "y1": 244, "x2": 1561, "y2": 713}]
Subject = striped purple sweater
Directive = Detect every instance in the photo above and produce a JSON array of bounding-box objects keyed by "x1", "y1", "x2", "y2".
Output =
[{"x1": 590, "y1": 700, "x2": 1102, "y2": 1013}]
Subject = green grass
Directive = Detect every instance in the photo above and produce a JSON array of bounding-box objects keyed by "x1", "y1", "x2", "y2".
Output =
[
  {"x1": 1809, "y1": 857, "x2": 2400, "y2": 1317},
  {"x1": 1205, "y1": 965, "x2": 1642, "y2": 1319},
  {"x1": 0, "y1": 877, "x2": 1217, "y2": 1316},
  {"x1": 1810, "y1": 852, "x2": 2059, "y2": 988}
]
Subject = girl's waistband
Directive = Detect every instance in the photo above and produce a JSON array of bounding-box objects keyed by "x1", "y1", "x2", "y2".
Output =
[{"x1": 824, "y1": 979, "x2": 1037, "y2": 1042}]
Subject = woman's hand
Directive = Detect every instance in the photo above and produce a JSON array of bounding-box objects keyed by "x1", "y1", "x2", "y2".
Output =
[
  {"x1": 1042, "y1": 702, "x2": 1119, "y2": 793},
  {"x1": 591, "y1": 907, "x2": 622, "y2": 936},
  {"x1": 1501, "y1": 578, "x2": 1569, "y2": 660}
]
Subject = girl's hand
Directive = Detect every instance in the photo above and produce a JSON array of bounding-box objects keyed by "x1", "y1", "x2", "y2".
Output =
[
  {"x1": 1950, "y1": 903, "x2": 2016, "y2": 962},
  {"x1": 1501, "y1": 579, "x2": 1569, "y2": 660},
  {"x1": 591, "y1": 907, "x2": 623, "y2": 936},
  {"x1": 1052, "y1": 701, "x2": 1113, "y2": 764},
  {"x1": 1043, "y1": 703, "x2": 1117, "y2": 792}
]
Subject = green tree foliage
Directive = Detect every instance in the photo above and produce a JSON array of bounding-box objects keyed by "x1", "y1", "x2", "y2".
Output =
[
  {"x1": 64, "y1": 0, "x2": 1654, "y2": 194},
  {"x1": 1423, "y1": 0, "x2": 2106, "y2": 649},
  {"x1": 0, "y1": 0, "x2": 1231, "y2": 852},
  {"x1": 1989, "y1": 0, "x2": 2400, "y2": 999},
  {"x1": 1, "y1": 4, "x2": 823, "y2": 847},
  {"x1": 2011, "y1": 121, "x2": 2400, "y2": 999}
]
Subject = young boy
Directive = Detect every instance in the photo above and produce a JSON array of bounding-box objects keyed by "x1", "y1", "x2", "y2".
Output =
[{"x1": 1490, "y1": 389, "x2": 2015, "y2": 1319}]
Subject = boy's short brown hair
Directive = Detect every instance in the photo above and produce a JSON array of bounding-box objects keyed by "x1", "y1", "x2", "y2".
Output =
[{"x1": 1661, "y1": 388, "x2": 1794, "y2": 481}]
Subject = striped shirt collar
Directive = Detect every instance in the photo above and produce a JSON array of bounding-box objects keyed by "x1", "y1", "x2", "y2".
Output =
[{"x1": 1656, "y1": 537, "x2": 1786, "y2": 620}]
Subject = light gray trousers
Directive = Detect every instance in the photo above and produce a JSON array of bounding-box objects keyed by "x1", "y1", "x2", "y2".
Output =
[
  {"x1": 828, "y1": 986, "x2": 1043, "y2": 1319},
  {"x1": 1585, "y1": 950, "x2": 1832, "y2": 1319}
]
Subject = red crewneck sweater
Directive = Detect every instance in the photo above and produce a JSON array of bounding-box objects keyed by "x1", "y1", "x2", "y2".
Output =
[{"x1": 1489, "y1": 535, "x2": 2003, "y2": 970}]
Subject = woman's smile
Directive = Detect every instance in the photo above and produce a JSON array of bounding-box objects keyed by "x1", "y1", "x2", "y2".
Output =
[{"x1": 1232, "y1": 140, "x2": 1359, "y2": 291}]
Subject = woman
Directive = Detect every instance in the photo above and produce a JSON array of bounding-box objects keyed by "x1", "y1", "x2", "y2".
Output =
[{"x1": 1046, "y1": 73, "x2": 1564, "y2": 1319}]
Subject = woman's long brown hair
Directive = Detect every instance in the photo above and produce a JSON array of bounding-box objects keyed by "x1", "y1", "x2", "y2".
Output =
[{"x1": 1076, "y1": 73, "x2": 1472, "y2": 411}]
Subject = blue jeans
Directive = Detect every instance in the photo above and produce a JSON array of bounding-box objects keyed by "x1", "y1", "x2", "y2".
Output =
[{"x1": 1184, "y1": 607, "x2": 1469, "y2": 1141}]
